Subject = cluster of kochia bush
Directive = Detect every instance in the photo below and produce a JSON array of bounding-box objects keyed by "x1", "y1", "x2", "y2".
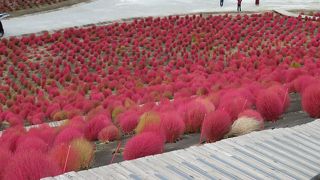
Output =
[
  {"x1": 0, "y1": 12, "x2": 320, "y2": 179},
  {"x1": 0, "y1": 0, "x2": 68, "y2": 12},
  {"x1": 0, "y1": 124, "x2": 95, "y2": 180},
  {"x1": 0, "y1": 13, "x2": 319, "y2": 127}
]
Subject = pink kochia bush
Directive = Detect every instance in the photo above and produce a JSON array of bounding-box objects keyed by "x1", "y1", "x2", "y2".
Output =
[
  {"x1": 293, "y1": 75, "x2": 318, "y2": 93},
  {"x1": 15, "y1": 136, "x2": 48, "y2": 153},
  {"x1": 98, "y1": 124, "x2": 120, "y2": 142},
  {"x1": 302, "y1": 84, "x2": 320, "y2": 118},
  {"x1": 137, "y1": 123, "x2": 166, "y2": 142},
  {"x1": 178, "y1": 100, "x2": 207, "y2": 133},
  {"x1": 267, "y1": 85, "x2": 290, "y2": 113},
  {"x1": 3, "y1": 150, "x2": 61, "y2": 180},
  {"x1": 218, "y1": 96, "x2": 251, "y2": 121},
  {"x1": 160, "y1": 112, "x2": 185, "y2": 143},
  {"x1": 0, "y1": 148, "x2": 12, "y2": 179},
  {"x1": 67, "y1": 116, "x2": 87, "y2": 133},
  {"x1": 135, "y1": 111, "x2": 161, "y2": 134},
  {"x1": 50, "y1": 144, "x2": 81, "y2": 172},
  {"x1": 27, "y1": 125, "x2": 57, "y2": 146},
  {"x1": 195, "y1": 98, "x2": 215, "y2": 113},
  {"x1": 0, "y1": 127, "x2": 25, "y2": 151},
  {"x1": 84, "y1": 114, "x2": 111, "y2": 140},
  {"x1": 54, "y1": 127, "x2": 83, "y2": 146},
  {"x1": 123, "y1": 132, "x2": 164, "y2": 160},
  {"x1": 117, "y1": 110, "x2": 139, "y2": 133},
  {"x1": 256, "y1": 89, "x2": 283, "y2": 122},
  {"x1": 201, "y1": 110, "x2": 232, "y2": 142}
]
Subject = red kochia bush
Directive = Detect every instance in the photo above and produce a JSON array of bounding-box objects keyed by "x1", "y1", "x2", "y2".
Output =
[
  {"x1": 285, "y1": 68, "x2": 306, "y2": 83},
  {"x1": 201, "y1": 110, "x2": 232, "y2": 142},
  {"x1": 15, "y1": 136, "x2": 48, "y2": 153},
  {"x1": 256, "y1": 89, "x2": 283, "y2": 122},
  {"x1": 29, "y1": 112, "x2": 45, "y2": 125},
  {"x1": 0, "y1": 127, "x2": 25, "y2": 151},
  {"x1": 3, "y1": 150, "x2": 61, "y2": 180},
  {"x1": 84, "y1": 114, "x2": 111, "y2": 140},
  {"x1": 178, "y1": 100, "x2": 207, "y2": 133},
  {"x1": 123, "y1": 132, "x2": 164, "y2": 160},
  {"x1": 218, "y1": 96, "x2": 251, "y2": 121},
  {"x1": 138, "y1": 123, "x2": 166, "y2": 140},
  {"x1": 135, "y1": 111, "x2": 161, "y2": 134},
  {"x1": 293, "y1": 75, "x2": 318, "y2": 93},
  {"x1": 267, "y1": 85, "x2": 290, "y2": 112},
  {"x1": 302, "y1": 84, "x2": 320, "y2": 118},
  {"x1": 195, "y1": 98, "x2": 215, "y2": 113},
  {"x1": 117, "y1": 110, "x2": 139, "y2": 133},
  {"x1": 98, "y1": 124, "x2": 120, "y2": 142},
  {"x1": 68, "y1": 116, "x2": 87, "y2": 133},
  {"x1": 28, "y1": 125, "x2": 57, "y2": 146},
  {"x1": 160, "y1": 112, "x2": 185, "y2": 143},
  {"x1": 0, "y1": 148, "x2": 12, "y2": 179},
  {"x1": 50, "y1": 144, "x2": 81, "y2": 173},
  {"x1": 54, "y1": 127, "x2": 83, "y2": 146}
]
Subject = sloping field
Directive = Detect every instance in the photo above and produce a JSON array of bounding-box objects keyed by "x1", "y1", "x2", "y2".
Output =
[{"x1": 0, "y1": 12, "x2": 320, "y2": 179}]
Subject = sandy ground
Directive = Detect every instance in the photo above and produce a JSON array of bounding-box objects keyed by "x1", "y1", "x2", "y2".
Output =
[{"x1": 1, "y1": 0, "x2": 320, "y2": 37}]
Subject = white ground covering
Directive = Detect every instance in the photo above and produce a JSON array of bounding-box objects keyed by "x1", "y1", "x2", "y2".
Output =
[{"x1": 1, "y1": 0, "x2": 320, "y2": 37}]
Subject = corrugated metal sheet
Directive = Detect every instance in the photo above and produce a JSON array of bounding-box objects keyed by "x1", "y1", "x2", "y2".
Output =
[
  {"x1": 44, "y1": 120, "x2": 320, "y2": 180},
  {"x1": 0, "y1": 120, "x2": 67, "y2": 136}
]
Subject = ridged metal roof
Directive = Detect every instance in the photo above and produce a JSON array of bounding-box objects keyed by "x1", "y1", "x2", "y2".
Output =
[
  {"x1": 44, "y1": 119, "x2": 320, "y2": 180},
  {"x1": 0, "y1": 120, "x2": 65, "y2": 136}
]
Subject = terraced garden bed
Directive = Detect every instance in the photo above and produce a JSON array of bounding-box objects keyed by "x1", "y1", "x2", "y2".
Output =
[{"x1": 0, "y1": 12, "x2": 319, "y2": 179}]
